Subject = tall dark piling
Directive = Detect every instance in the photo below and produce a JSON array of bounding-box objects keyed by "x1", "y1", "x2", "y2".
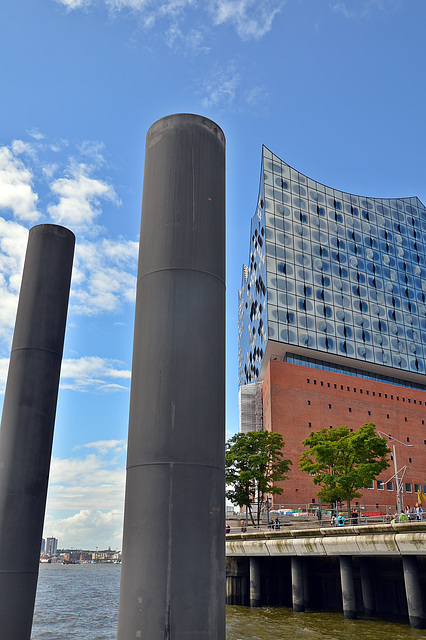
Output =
[
  {"x1": 0, "y1": 224, "x2": 75, "y2": 639},
  {"x1": 117, "y1": 114, "x2": 226, "y2": 639}
]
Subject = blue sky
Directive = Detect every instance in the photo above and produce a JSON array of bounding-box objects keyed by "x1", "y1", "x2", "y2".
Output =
[{"x1": 0, "y1": 0, "x2": 425, "y2": 549}]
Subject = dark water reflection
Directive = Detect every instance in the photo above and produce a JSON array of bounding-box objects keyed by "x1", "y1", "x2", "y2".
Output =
[
  {"x1": 32, "y1": 565, "x2": 423, "y2": 639},
  {"x1": 226, "y1": 605, "x2": 424, "y2": 640}
]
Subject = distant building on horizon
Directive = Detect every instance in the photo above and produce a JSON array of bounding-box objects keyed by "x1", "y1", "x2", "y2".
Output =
[
  {"x1": 46, "y1": 537, "x2": 58, "y2": 556},
  {"x1": 238, "y1": 145, "x2": 426, "y2": 511}
]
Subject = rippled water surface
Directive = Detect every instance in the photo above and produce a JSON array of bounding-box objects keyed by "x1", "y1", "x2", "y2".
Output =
[{"x1": 32, "y1": 564, "x2": 423, "y2": 639}]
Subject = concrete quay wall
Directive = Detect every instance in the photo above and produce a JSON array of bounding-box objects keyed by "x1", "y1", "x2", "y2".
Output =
[
  {"x1": 226, "y1": 521, "x2": 426, "y2": 557},
  {"x1": 226, "y1": 523, "x2": 426, "y2": 628}
]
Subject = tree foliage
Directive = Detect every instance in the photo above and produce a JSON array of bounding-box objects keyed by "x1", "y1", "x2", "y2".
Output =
[
  {"x1": 299, "y1": 422, "x2": 391, "y2": 512},
  {"x1": 225, "y1": 430, "x2": 291, "y2": 525}
]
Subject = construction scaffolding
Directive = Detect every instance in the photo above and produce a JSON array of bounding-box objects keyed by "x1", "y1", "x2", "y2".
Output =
[{"x1": 239, "y1": 381, "x2": 263, "y2": 433}]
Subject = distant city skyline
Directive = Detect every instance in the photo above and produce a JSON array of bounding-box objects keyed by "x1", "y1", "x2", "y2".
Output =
[{"x1": 0, "y1": 0, "x2": 425, "y2": 548}]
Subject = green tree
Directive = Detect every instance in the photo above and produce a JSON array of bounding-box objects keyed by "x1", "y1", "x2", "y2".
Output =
[
  {"x1": 299, "y1": 422, "x2": 391, "y2": 514},
  {"x1": 225, "y1": 431, "x2": 291, "y2": 525}
]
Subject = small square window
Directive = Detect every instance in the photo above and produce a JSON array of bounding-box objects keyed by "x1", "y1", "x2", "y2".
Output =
[
  {"x1": 327, "y1": 382, "x2": 330, "y2": 388},
  {"x1": 321, "y1": 381, "x2": 323, "y2": 386},
  {"x1": 372, "y1": 392, "x2": 375, "y2": 397},
  {"x1": 314, "y1": 380, "x2": 317, "y2": 385},
  {"x1": 308, "y1": 422, "x2": 311, "y2": 428},
  {"x1": 307, "y1": 400, "x2": 310, "y2": 405},
  {"x1": 347, "y1": 386, "x2": 350, "y2": 391},
  {"x1": 391, "y1": 395, "x2": 393, "y2": 399},
  {"x1": 368, "y1": 411, "x2": 371, "y2": 416},
  {"x1": 341, "y1": 385, "x2": 343, "y2": 390},
  {"x1": 409, "y1": 458, "x2": 412, "y2": 463},
  {"x1": 334, "y1": 384, "x2": 337, "y2": 389},
  {"x1": 385, "y1": 394, "x2": 388, "y2": 398},
  {"x1": 386, "y1": 481, "x2": 393, "y2": 491},
  {"x1": 354, "y1": 388, "x2": 357, "y2": 392},
  {"x1": 366, "y1": 390, "x2": 369, "y2": 395},
  {"x1": 415, "y1": 484, "x2": 421, "y2": 492},
  {"x1": 405, "y1": 417, "x2": 407, "y2": 422},
  {"x1": 387, "y1": 414, "x2": 390, "y2": 419},
  {"x1": 407, "y1": 437, "x2": 410, "y2": 442},
  {"x1": 406, "y1": 483, "x2": 412, "y2": 493},
  {"x1": 422, "y1": 420, "x2": 425, "y2": 425},
  {"x1": 366, "y1": 480, "x2": 374, "y2": 489},
  {"x1": 377, "y1": 480, "x2": 384, "y2": 490},
  {"x1": 348, "y1": 407, "x2": 352, "y2": 413},
  {"x1": 328, "y1": 404, "x2": 331, "y2": 409},
  {"x1": 360, "y1": 389, "x2": 363, "y2": 394},
  {"x1": 307, "y1": 378, "x2": 310, "y2": 384},
  {"x1": 378, "y1": 393, "x2": 381, "y2": 398}
]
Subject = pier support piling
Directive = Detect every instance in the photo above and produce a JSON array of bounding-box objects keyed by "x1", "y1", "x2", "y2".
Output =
[
  {"x1": 360, "y1": 557, "x2": 375, "y2": 617},
  {"x1": 402, "y1": 555, "x2": 425, "y2": 629},
  {"x1": 117, "y1": 114, "x2": 226, "y2": 640},
  {"x1": 339, "y1": 556, "x2": 357, "y2": 620},
  {"x1": 249, "y1": 557, "x2": 261, "y2": 607},
  {"x1": 0, "y1": 224, "x2": 75, "y2": 640},
  {"x1": 291, "y1": 556, "x2": 305, "y2": 612}
]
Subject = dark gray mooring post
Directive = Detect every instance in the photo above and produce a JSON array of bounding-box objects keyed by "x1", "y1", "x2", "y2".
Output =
[
  {"x1": 402, "y1": 555, "x2": 425, "y2": 629},
  {"x1": 249, "y1": 557, "x2": 261, "y2": 607},
  {"x1": 117, "y1": 114, "x2": 226, "y2": 639},
  {"x1": 339, "y1": 555, "x2": 357, "y2": 619},
  {"x1": 0, "y1": 224, "x2": 75, "y2": 639}
]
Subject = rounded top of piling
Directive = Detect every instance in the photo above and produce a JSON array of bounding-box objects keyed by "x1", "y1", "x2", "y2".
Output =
[
  {"x1": 147, "y1": 113, "x2": 225, "y2": 148},
  {"x1": 29, "y1": 224, "x2": 76, "y2": 243}
]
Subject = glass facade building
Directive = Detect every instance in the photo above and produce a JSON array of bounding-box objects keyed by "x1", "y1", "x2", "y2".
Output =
[{"x1": 238, "y1": 146, "x2": 426, "y2": 389}]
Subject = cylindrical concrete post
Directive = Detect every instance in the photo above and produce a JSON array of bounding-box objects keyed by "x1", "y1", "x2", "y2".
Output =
[
  {"x1": 291, "y1": 556, "x2": 305, "y2": 612},
  {"x1": 339, "y1": 555, "x2": 357, "y2": 619},
  {"x1": 402, "y1": 555, "x2": 425, "y2": 629},
  {"x1": 249, "y1": 557, "x2": 261, "y2": 607},
  {"x1": 0, "y1": 224, "x2": 75, "y2": 639},
  {"x1": 303, "y1": 559, "x2": 310, "y2": 609},
  {"x1": 359, "y1": 557, "x2": 375, "y2": 617},
  {"x1": 117, "y1": 114, "x2": 226, "y2": 639}
]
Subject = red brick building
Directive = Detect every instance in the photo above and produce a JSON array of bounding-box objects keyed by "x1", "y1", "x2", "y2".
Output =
[{"x1": 262, "y1": 359, "x2": 426, "y2": 512}]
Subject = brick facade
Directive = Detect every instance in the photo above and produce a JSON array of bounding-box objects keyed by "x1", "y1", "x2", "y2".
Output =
[{"x1": 263, "y1": 359, "x2": 426, "y2": 512}]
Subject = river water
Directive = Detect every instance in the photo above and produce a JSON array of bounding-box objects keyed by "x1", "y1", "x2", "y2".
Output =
[{"x1": 32, "y1": 563, "x2": 423, "y2": 639}]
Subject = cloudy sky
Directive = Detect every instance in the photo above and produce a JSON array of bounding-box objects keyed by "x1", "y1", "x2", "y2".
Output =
[{"x1": 0, "y1": 0, "x2": 425, "y2": 549}]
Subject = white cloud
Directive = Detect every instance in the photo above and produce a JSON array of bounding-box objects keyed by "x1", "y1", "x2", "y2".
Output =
[
  {"x1": 200, "y1": 63, "x2": 240, "y2": 109},
  {"x1": 55, "y1": 0, "x2": 284, "y2": 40},
  {"x1": 0, "y1": 146, "x2": 40, "y2": 222},
  {"x1": 331, "y1": 0, "x2": 400, "y2": 19},
  {"x1": 60, "y1": 356, "x2": 131, "y2": 392},
  {"x1": 76, "y1": 439, "x2": 127, "y2": 455},
  {"x1": 44, "y1": 509, "x2": 123, "y2": 550},
  {"x1": 0, "y1": 358, "x2": 9, "y2": 393},
  {"x1": 43, "y1": 441, "x2": 126, "y2": 548},
  {"x1": 0, "y1": 217, "x2": 28, "y2": 349},
  {"x1": 48, "y1": 161, "x2": 120, "y2": 232},
  {"x1": 71, "y1": 237, "x2": 138, "y2": 315},
  {"x1": 209, "y1": 0, "x2": 286, "y2": 40}
]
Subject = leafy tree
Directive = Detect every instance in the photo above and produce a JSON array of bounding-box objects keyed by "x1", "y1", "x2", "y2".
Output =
[
  {"x1": 299, "y1": 422, "x2": 391, "y2": 514},
  {"x1": 225, "y1": 431, "x2": 291, "y2": 525}
]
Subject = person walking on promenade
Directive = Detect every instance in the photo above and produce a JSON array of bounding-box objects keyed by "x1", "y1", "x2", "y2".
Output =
[
  {"x1": 415, "y1": 503, "x2": 423, "y2": 521},
  {"x1": 399, "y1": 511, "x2": 408, "y2": 522}
]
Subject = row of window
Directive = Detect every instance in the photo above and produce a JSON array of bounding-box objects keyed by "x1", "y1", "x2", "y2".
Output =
[
  {"x1": 305, "y1": 377, "x2": 426, "y2": 405},
  {"x1": 370, "y1": 480, "x2": 426, "y2": 494}
]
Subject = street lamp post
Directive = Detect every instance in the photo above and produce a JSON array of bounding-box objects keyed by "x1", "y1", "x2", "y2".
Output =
[{"x1": 377, "y1": 430, "x2": 414, "y2": 513}]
